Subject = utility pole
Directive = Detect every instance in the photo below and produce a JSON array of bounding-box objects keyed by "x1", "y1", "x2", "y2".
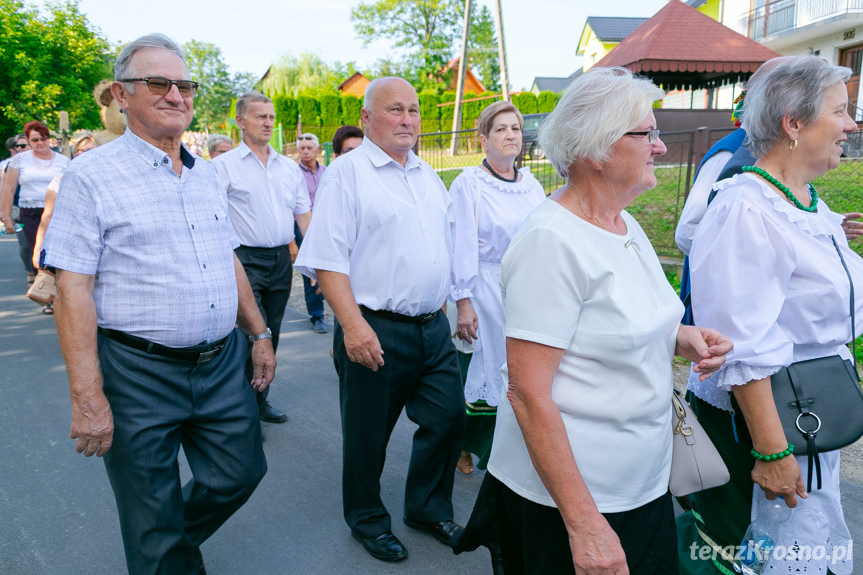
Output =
[
  {"x1": 450, "y1": 0, "x2": 473, "y2": 155},
  {"x1": 493, "y1": 0, "x2": 510, "y2": 101}
]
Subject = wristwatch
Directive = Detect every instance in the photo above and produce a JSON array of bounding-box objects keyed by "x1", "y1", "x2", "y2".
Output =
[{"x1": 248, "y1": 328, "x2": 272, "y2": 343}]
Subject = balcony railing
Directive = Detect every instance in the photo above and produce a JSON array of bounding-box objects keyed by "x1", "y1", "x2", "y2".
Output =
[{"x1": 733, "y1": 0, "x2": 863, "y2": 40}]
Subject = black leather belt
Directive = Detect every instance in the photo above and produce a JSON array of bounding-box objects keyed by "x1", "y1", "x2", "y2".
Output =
[
  {"x1": 98, "y1": 328, "x2": 229, "y2": 365},
  {"x1": 359, "y1": 305, "x2": 437, "y2": 325}
]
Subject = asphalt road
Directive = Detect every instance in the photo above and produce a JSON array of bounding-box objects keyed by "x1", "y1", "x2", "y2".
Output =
[{"x1": 0, "y1": 234, "x2": 860, "y2": 574}]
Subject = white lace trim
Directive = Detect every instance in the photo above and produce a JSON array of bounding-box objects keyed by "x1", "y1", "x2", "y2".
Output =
[
  {"x1": 686, "y1": 361, "x2": 782, "y2": 412},
  {"x1": 466, "y1": 165, "x2": 540, "y2": 195},
  {"x1": 716, "y1": 174, "x2": 845, "y2": 238}
]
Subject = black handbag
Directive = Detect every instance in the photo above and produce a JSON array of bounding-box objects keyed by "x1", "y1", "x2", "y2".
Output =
[{"x1": 770, "y1": 236, "x2": 863, "y2": 491}]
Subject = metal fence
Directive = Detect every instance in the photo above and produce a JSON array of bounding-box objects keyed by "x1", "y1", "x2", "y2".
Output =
[{"x1": 417, "y1": 127, "x2": 863, "y2": 258}]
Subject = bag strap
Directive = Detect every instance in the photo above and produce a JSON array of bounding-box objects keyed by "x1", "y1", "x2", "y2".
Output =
[{"x1": 830, "y1": 235, "x2": 855, "y2": 366}]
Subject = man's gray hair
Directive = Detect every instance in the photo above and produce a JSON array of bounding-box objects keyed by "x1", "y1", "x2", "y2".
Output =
[
  {"x1": 297, "y1": 133, "x2": 319, "y2": 147},
  {"x1": 743, "y1": 55, "x2": 851, "y2": 158},
  {"x1": 114, "y1": 33, "x2": 187, "y2": 95},
  {"x1": 236, "y1": 91, "x2": 272, "y2": 119},
  {"x1": 540, "y1": 67, "x2": 664, "y2": 178},
  {"x1": 208, "y1": 134, "x2": 233, "y2": 156}
]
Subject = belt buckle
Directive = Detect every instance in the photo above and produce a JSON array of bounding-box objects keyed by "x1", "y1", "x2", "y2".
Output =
[
  {"x1": 420, "y1": 312, "x2": 436, "y2": 325},
  {"x1": 196, "y1": 345, "x2": 223, "y2": 365}
]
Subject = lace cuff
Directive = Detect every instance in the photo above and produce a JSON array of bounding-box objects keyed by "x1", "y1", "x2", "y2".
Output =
[
  {"x1": 688, "y1": 362, "x2": 783, "y2": 412},
  {"x1": 451, "y1": 287, "x2": 473, "y2": 301}
]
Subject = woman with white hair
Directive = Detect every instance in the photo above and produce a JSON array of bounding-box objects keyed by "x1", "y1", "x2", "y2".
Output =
[
  {"x1": 454, "y1": 67, "x2": 731, "y2": 574},
  {"x1": 685, "y1": 55, "x2": 861, "y2": 575},
  {"x1": 449, "y1": 100, "x2": 546, "y2": 474}
]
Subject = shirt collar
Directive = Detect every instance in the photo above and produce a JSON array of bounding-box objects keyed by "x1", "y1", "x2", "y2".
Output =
[
  {"x1": 121, "y1": 128, "x2": 196, "y2": 171},
  {"x1": 298, "y1": 160, "x2": 321, "y2": 174},
  {"x1": 237, "y1": 140, "x2": 278, "y2": 165},
  {"x1": 362, "y1": 138, "x2": 421, "y2": 171}
]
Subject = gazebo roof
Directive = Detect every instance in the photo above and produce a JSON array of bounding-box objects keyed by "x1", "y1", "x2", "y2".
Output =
[{"x1": 595, "y1": 0, "x2": 780, "y2": 90}]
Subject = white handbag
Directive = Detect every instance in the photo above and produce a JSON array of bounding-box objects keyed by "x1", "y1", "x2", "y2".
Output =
[{"x1": 669, "y1": 391, "x2": 731, "y2": 497}]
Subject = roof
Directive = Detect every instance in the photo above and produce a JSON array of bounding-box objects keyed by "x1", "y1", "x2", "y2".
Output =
[
  {"x1": 337, "y1": 72, "x2": 369, "y2": 91},
  {"x1": 585, "y1": 17, "x2": 649, "y2": 42},
  {"x1": 531, "y1": 77, "x2": 574, "y2": 93},
  {"x1": 595, "y1": 0, "x2": 781, "y2": 90}
]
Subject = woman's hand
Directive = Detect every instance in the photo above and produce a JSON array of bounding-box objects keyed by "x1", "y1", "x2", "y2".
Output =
[
  {"x1": 455, "y1": 298, "x2": 478, "y2": 343},
  {"x1": 842, "y1": 212, "x2": 863, "y2": 240},
  {"x1": 751, "y1": 457, "x2": 807, "y2": 508},
  {"x1": 675, "y1": 325, "x2": 733, "y2": 380},
  {"x1": 568, "y1": 515, "x2": 629, "y2": 575}
]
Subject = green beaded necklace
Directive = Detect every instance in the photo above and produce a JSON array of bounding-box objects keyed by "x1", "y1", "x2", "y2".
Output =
[{"x1": 742, "y1": 165, "x2": 818, "y2": 213}]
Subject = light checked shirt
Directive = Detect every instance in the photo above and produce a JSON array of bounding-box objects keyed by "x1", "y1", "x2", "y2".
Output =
[
  {"x1": 295, "y1": 138, "x2": 453, "y2": 316},
  {"x1": 42, "y1": 129, "x2": 240, "y2": 347},
  {"x1": 213, "y1": 142, "x2": 310, "y2": 248}
]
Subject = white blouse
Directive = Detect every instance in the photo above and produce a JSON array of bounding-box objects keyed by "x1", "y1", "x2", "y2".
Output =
[
  {"x1": 489, "y1": 201, "x2": 684, "y2": 512},
  {"x1": 449, "y1": 166, "x2": 546, "y2": 300},
  {"x1": 687, "y1": 173, "x2": 863, "y2": 411},
  {"x1": 11, "y1": 150, "x2": 69, "y2": 208}
]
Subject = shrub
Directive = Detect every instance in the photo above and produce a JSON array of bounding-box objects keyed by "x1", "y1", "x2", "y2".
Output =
[
  {"x1": 514, "y1": 92, "x2": 538, "y2": 115},
  {"x1": 341, "y1": 94, "x2": 362, "y2": 126},
  {"x1": 273, "y1": 94, "x2": 298, "y2": 130},
  {"x1": 297, "y1": 95, "x2": 320, "y2": 126},
  {"x1": 537, "y1": 91, "x2": 557, "y2": 113},
  {"x1": 320, "y1": 94, "x2": 341, "y2": 126}
]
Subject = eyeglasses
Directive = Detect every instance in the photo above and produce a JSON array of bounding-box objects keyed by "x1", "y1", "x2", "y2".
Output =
[
  {"x1": 14, "y1": 144, "x2": 27, "y2": 149},
  {"x1": 297, "y1": 136, "x2": 315, "y2": 141},
  {"x1": 624, "y1": 129, "x2": 661, "y2": 144},
  {"x1": 119, "y1": 77, "x2": 199, "y2": 97}
]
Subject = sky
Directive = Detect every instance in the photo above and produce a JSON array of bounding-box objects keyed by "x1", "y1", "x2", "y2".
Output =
[{"x1": 69, "y1": 0, "x2": 670, "y2": 91}]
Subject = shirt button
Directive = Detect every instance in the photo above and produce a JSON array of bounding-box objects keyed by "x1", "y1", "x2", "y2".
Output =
[
  {"x1": 153, "y1": 162, "x2": 158, "y2": 167},
  {"x1": 162, "y1": 158, "x2": 169, "y2": 164},
  {"x1": 210, "y1": 304, "x2": 215, "y2": 309},
  {"x1": 191, "y1": 224, "x2": 196, "y2": 230},
  {"x1": 202, "y1": 264, "x2": 207, "y2": 269}
]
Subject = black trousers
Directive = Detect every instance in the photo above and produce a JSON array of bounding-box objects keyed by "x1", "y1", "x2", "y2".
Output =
[
  {"x1": 98, "y1": 329, "x2": 266, "y2": 575},
  {"x1": 459, "y1": 474, "x2": 678, "y2": 575},
  {"x1": 333, "y1": 309, "x2": 465, "y2": 537},
  {"x1": 235, "y1": 244, "x2": 293, "y2": 406}
]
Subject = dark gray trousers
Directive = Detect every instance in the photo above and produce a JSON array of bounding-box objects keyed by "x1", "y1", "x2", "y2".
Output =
[
  {"x1": 99, "y1": 329, "x2": 266, "y2": 575},
  {"x1": 235, "y1": 244, "x2": 293, "y2": 406},
  {"x1": 334, "y1": 309, "x2": 465, "y2": 537}
]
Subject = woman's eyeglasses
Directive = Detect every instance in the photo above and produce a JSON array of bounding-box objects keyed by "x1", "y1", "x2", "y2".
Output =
[
  {"x1": 624, "y1": 129, "x2": 661, "y2": 144},
  {"x1": 14, "y1": 144, "x2": 27, "y2": 150},
  {"x1": 120, "y1": 77, "x2": 199, "y2": 97}
]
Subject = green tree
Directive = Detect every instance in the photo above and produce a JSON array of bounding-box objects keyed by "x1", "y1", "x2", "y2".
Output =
[
  {"x1": 340, "y1": 94, "x2": 363, "y2": 126},
  {"x1": 183, "y1": 40, "x2": 235, "y2": 131},
  {"x1": 297, "y1": 95, "x2": 320, "y2": 126},
  {"x1": 259, "y1": 53, "x2": 353, "y2": 98},
  {"x1": 514, "y1": 92, "x2": 538, "y2": 115},
  {"x1": 537, "y1": 91, "x2": 557, "y2": 113},
  {"x1": 467, "y1": 6, "x2": 499, "y2": 91},
  {"x1": 273, "y1": 94, "x2": 298, "y2": 130},
  {"x1": 352, "y1": 0, "x2": 498, "y2": 91},
  {"x1": 319, "y1": 94, "x2": 341, "y2": 126},
  {"x1": 0, "y1": 0, "x2": 112, "y2": 140}
]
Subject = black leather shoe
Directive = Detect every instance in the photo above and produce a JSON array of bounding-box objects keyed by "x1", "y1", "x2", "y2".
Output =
[
  {"x1": 403, "y1": 518, "x2": 464, "y2": 546},
  {"x1": 259, "y1": 401, "x2": 288, "y2": 423},
  {"x1": 351, "y1": 530, "x2": 408, "y2": 562}
]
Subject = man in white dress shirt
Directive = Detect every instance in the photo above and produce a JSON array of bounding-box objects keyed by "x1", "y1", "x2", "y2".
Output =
[
  {"x1": 213, "y1": 91, "x2": 311, "y2": 424},
  {"x1": 295, "y1": 77, "x2": 465, "y2": 562}
]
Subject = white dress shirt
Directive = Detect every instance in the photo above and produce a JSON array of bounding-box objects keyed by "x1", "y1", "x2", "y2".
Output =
[
  {"x1": 11, "y1": 150, "x2": 69, "y2": 208},
  {"x1": 213, "y1": 142, "x2": 310, "y2": 247},
  {"x1": 489, "y1": 200, "x2": 683, "y2": 513},
  {"x1": 295, "y1": 138, "x2": 452, "y2": 316}
]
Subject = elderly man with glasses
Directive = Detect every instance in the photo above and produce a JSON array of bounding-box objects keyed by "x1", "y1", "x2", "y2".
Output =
[{"x1": 41, "y1": 33, "x2": 274, "y2": 574}]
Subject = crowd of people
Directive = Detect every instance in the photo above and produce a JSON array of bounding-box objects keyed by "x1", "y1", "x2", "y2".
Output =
[{"x1": 3, "y1": 30, "x2": 861, "y2": 575}]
